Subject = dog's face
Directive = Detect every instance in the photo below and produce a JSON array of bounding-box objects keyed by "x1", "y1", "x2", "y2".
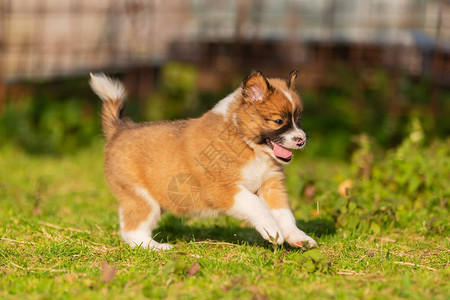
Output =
[{"x1": 236, "y1": 70, "x2": 306, "y2": 164}]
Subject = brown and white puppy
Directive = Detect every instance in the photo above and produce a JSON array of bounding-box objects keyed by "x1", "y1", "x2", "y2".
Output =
[{"x1": 90, "y1": 70, "x2": 317, "y2": 250}]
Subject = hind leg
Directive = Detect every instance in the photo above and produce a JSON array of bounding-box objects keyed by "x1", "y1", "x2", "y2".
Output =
[{"x1": 116, "y1": 185, "x2": 172, "y2": 251}]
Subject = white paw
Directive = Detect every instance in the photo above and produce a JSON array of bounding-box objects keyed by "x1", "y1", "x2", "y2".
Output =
[
  {"x1": 151, "y1": 242, "x2": 174, "y2": 251},
  {"x1": 284, "y1": 228, "x2": 317, "y2": 249},
  {"x1": 127, "y1": 239, "x2": 174, "y2": 251},
  {"x1": 255, "y1": 222, "x2": 285, "y2": 244}
]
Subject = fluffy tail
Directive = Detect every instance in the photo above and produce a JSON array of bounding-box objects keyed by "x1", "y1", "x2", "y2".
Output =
[{"x1": 89, "y1": 73, "x2": 126, "y2": 140}]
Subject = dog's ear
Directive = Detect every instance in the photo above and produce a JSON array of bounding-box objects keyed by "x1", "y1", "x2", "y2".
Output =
[
  {"x1": 286, "y1": 70, "x2": 298, "y2": 89},
  {"x1": 242, "y1": 71, "x2": 273, "y2": 103}
]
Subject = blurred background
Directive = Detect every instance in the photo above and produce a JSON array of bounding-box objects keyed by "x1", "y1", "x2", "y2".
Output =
[{"x1": 0, "y1": 0, "x2": 449, "y2": 158}]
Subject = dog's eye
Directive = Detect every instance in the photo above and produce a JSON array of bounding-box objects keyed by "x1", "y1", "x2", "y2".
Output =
[{"x1": 274, "y1": 119, "x2": 283, "y2": 125}]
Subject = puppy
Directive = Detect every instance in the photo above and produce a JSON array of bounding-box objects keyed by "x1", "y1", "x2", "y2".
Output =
[{"x1": 90, "y1": 70, "x2": 317, "y2": 250}]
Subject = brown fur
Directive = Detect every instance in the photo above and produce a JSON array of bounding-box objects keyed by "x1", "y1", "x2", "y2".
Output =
[
  {"x1": 104, "y1": 112, "x2": 255, "y2": 229},
  {"x1": 259, "y1": 176, "x2": 289, "y2": 210},
  {"x1": 101, "y1": 99, "x2": 124, "y2": 139}
]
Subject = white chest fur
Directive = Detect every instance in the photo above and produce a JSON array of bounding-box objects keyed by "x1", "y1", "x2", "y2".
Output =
[{"x1": 240, "y1": 155, "x2": 281, "y2": 193}]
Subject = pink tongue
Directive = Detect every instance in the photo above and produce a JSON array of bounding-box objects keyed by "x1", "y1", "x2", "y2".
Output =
[{"x1": 273, "y1": 143, "x2": 292, "y2": 159}]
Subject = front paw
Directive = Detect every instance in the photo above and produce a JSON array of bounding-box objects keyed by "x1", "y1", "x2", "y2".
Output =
[
  {"x1": 255, "y1": 222, "x2": 284, "y2": 245},
  {"x1": 284, "y1": 228, "x2": 317, "y2": 249}
]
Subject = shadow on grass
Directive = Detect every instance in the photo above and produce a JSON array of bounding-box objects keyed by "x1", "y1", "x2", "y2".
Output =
[{"x1": 153, "y1": 214, "x2": 336, "y2": 249}]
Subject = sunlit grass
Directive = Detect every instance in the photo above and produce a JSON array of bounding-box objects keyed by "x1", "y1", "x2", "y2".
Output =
[{"x1": 0, "y1": 141, "x2": 448, "y2": 299}]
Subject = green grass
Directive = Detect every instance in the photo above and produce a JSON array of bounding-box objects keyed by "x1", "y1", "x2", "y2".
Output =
[{"x1": 0, "y1": 140, "x2": 449, "y2": 299}]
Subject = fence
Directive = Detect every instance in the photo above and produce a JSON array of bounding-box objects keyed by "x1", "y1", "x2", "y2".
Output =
[{"x1": 0, "y1": 0, "x2": 449, "y2": 102}]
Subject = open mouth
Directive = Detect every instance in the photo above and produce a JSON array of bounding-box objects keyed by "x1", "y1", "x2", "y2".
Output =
[{"x1": 267, "y1": 139, "x2": 293, "y2": 162}]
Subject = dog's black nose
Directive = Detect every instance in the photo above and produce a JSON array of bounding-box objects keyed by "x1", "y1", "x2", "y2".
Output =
[{"x1": 294, "y1": 136, "x2": 305, "y2": 147}]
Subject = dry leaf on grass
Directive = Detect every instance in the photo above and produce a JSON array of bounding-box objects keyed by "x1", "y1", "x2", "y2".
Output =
[
  {"x1": 101, "y1": 261, "x2": 116, "y2": 283},
  {"x1": 187, "y1": 262, "x2": 200, "y2": 276}
]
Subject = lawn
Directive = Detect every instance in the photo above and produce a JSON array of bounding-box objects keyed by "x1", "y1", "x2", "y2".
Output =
[{"x1": 0, "y1": 138, "x2": 449, "y2": 299}]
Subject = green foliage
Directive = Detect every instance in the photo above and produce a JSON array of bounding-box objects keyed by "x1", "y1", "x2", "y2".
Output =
[
  {"x1": 1, "y1": 64, "x2": 448, "y2": 159},
  {"x1": 145, "y1": 63, "x2": 199, "y2": 121},
  {"x1": 296, "y1": 249, "x2": 331, "y2": 273},
  {"x1": 300, "y1": 66, "x2": 450, "y2": 159},
  {"x1": 347, "y1": 119, "x2": 449, "y2": 235},
  {"x1": 286, "y1": 119, "x2": 449, "y2": 237},
  {"x1": 0, "y1": 97, "x2": 99, "y2": 154}
]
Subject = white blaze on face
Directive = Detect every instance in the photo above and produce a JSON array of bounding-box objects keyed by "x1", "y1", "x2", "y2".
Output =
[
  {"x1": 280, "y1": 88, "x2": 294, "y2": 109},
  {"x1": 279, "y1": 88, "x2": 306, "y2": 149}
]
